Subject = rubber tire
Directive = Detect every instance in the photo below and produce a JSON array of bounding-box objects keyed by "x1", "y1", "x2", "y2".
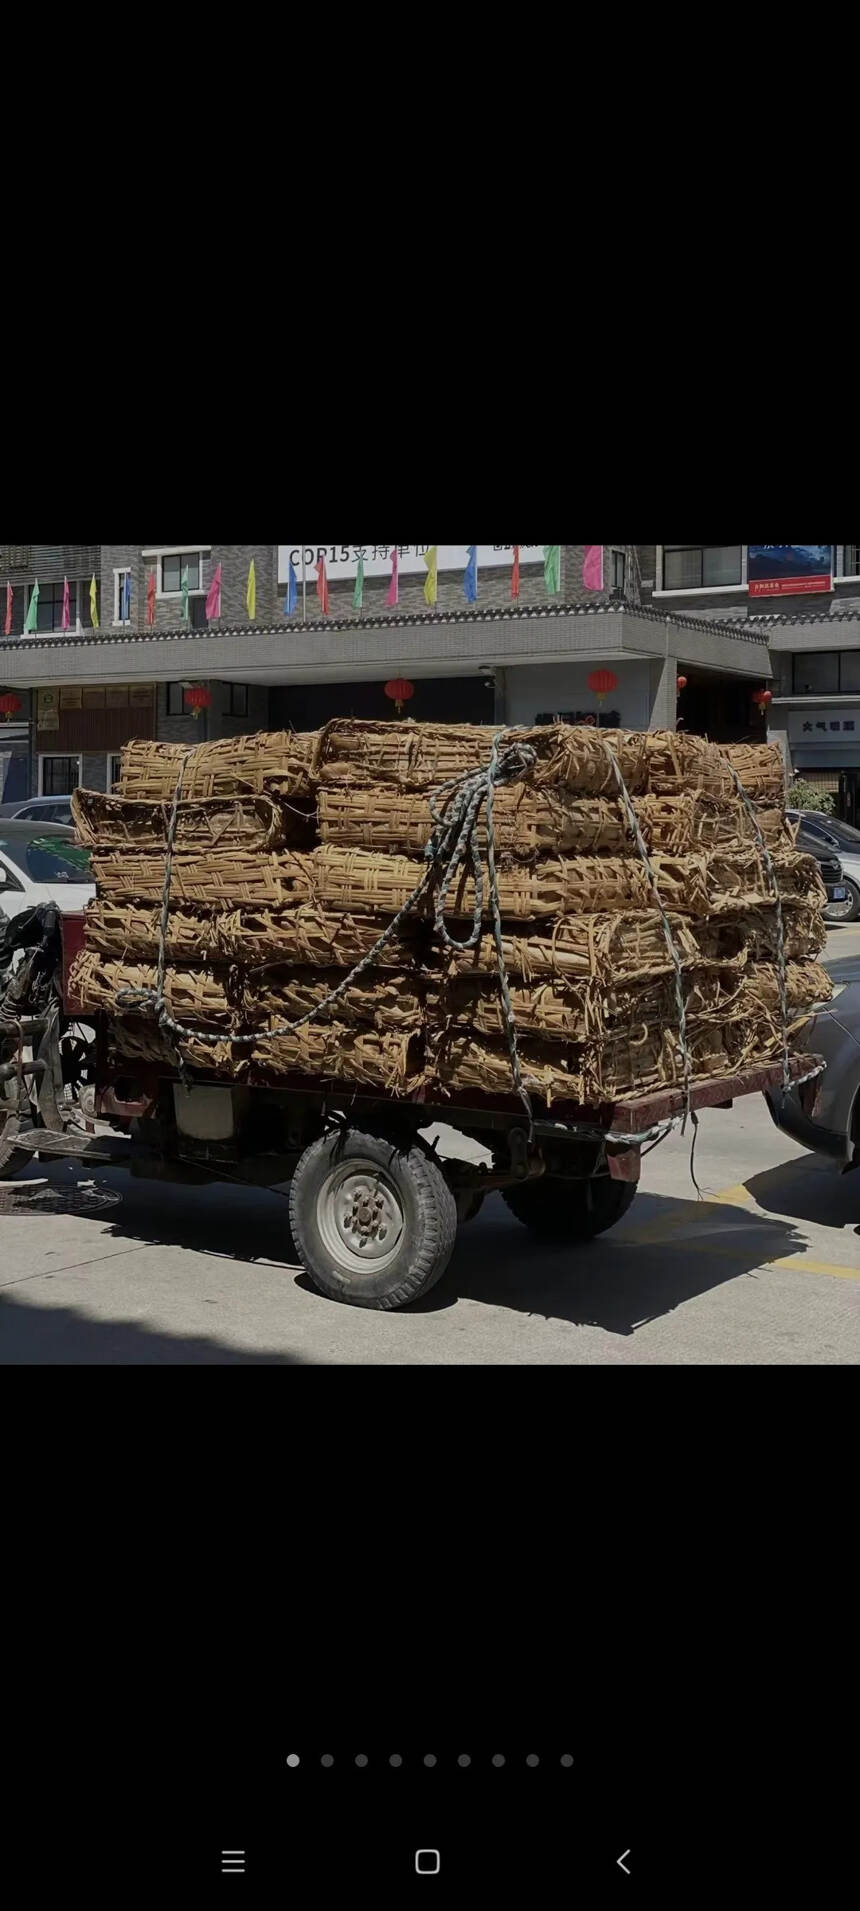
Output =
[
  {"x1": 502, "y1": 1175, "x2": 637, "y2": 1241},
  {"x1": 289, "y1": 1128, "x2": 458, "y2": 1311},
  {"x1": 826, "y1": 876, "x2": 860, "y2": 924}
]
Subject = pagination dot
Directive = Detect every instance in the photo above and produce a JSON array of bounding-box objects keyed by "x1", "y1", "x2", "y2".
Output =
[
  {"x1": 389, "y1": 1754, "x2": 403, "y2": 1767},
  {"x1": 423, "y1": 1754, "x2": 437, "y2": 1767},
  {"x1": 286, "y1": 1754, "x2": 300, "y2": 1768},
  {"x1": 457, "y1": 1755, "x2": 471, "y2": 1767},
  {"x1": 355, "y1": 1754, "x2": 369, "y2": 1767},
  {"x1": 321, "y1": 1755, "x2": 334, "y2": 1768},
  {"x1": 526, "y1": 1755, "x2": 540, "y2": 1767},
  {"x1": 492, "y1": 1754, "x2": 505, "y2": 1767},
  {"x1": 561, "y1": 1755, "x2": 574, "y2": 1768}
]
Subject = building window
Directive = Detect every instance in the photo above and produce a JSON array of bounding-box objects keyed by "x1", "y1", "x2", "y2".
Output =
[
  {"x1": 841, "y1": 651, "x2": 860, "y2": 694},
  {"x1": 160, "y1": 552, "x2": 203, "y2": 594},
  {"x1": 229, "y1": 683, "x2": 249, "y2": 717},
  {"x1": 612, "y1": 550, "x2": 626, "y2": 593},
  {"x1": 107, "y1": 754, "x2": 123, "y2": 790},
  {"x1": 40, "y1": 756, "x2": 81, "y2": 796},
  {"x1": 662, "y1": 545, "x2": 743, "y2": 590},
  {"x1": 32, "y1": 581, "x2": 80, "y2": 632},
  {"x1": 792, "y1": 653, "x2": 840, "y2": 695},
  {"x1": 114, "y1": 570, "x2": 131, "y2": 625},
  {"x1": 166, "y1": 683, "x2": 188, "y2": 715},
  {"x1": 839, "y1": 544, "x2": 860, "y2": 577}
]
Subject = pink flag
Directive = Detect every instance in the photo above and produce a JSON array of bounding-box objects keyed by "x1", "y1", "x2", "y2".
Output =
[
  {"x1": 205, "y1": 563, "x2": 222, "y2": 620},
  {"x1": 386, "y1": 547, "x2": 399, "y2": 607},
  {"x1": 4, "y1": 582, "x2": 12, "y2": 636},
  {"x1": 582, "y1": 545, "x2": 604, "y2": 591},
  {"x1": 61, "y1": 576, "x2": 70, "y2": 630}
]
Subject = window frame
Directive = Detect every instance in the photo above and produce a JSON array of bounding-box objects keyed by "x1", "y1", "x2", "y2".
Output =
[
  {"x1": 656, "y1": 544, "x2": 746, "y2": 597},
  {"x1": 38, "y1": 753, "x2": 83, "y2": 797},
  {"x1": 106, "y1": 753, "x2": 124, "y2": 791},
  {"x1": 146, "y1": 547, "x2": 211, "y2": 599},
  {"x1": 166, "y1": 683, "x2": 189, "y2": 716},
  {"x1": 229, "y1": 683, "x2": 249, "y2": 718},
  {"x1": 791, "y1": 652, "x2": 848, "y2": 695},
  {"x1": 113, "y1": 568, "x2": 132, "y2": 627}
]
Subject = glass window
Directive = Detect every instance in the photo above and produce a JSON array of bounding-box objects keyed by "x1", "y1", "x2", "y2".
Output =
[
  {"x1": 663, "y1": 545, "x2": 743, "y2": 590},
  {"x1": 35, "y1": 582, "x2": 78, "y2": 632},
  {"x1": 108, "y1": 754, "x2": 123, "y2": 790},
  {"x1": 0, "y1": 835, "x2": 92, "y2": 883},
  {"x1": 40, "y1": 757, "x2": 80, "y2": 796},
  {"x1": 166, "y1": 683, "x2": 187, "y2": 715},
  {"x1": 612, "y1": 550, "x2": 626, "y2": 592},
  {"x1": 840, "y1": 650, "x2": 860, "y2": 693},
  {"x1": 161, "y1": 553, "x2": 201, "y2": 593},
  {"x1": 230, "y1": 683, "x2": 249, "y2": 717},
  {"x1": 840, "y1": 545, "x2": 860, "y2": 576},
  {"x1": 792, "y1": 653, "x2": 839, "y2": 695}
]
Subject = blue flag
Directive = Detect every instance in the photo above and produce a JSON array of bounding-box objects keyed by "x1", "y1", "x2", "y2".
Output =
[
  {"x1": 463, "y1": 545, "x2": 478, "y2": 603},
  {"x1": 284, "y1": 559, "x2": 298, "y2": 616}
]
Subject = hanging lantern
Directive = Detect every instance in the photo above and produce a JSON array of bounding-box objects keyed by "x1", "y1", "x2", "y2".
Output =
[
  {"x1": 385, "y1": 678, "x2": 415, "y2": 717},
  {"x1": 0, "y1": 692, "x2": 22, "y2": 722},
  {"x1": 676, "y1": 675, "x2": 688, "y2": 693},
  {"x1": 753, "y1": 688, "x2": 773, "y2": 713},
  {"x1": 185, "y1": 684, "x2": 212, "y2": 721},
  {"x1": 587, "y1": 668, "x2": 619, "y2": 709}
]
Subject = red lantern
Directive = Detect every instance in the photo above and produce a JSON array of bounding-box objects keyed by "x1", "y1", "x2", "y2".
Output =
[
  {"x1": 587, "y1": 669, "x2": 619, "y2": 710},
  {"x1": 753, "y1": 688, "x2": 773, "y2": 712},
  {"x1": 676, "y1": 675, "x2": 688, "y2": 693},
  {"x1": 385, "y1": 678, "x2": 415, "y2": 717},
  {"x1": 185, "y1": 684, "x2": 212, "y2": 721},
  {"x1": 0, "y1": 692, "x2": 22, "y2": 722}
]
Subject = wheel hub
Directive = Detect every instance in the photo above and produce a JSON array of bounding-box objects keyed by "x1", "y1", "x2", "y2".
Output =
[{"x1": 318, "y1": 1163, "x2": 406, "y2": 1269}]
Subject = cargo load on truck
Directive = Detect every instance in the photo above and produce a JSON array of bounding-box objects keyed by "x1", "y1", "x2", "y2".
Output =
[{"x1": 67, "y1": 722, "x2": 830, "y2": 1113}]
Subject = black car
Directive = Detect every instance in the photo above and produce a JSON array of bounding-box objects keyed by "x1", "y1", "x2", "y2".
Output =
[{"x1": 794, "y1": 823, "x2": 846, "y2": 908}]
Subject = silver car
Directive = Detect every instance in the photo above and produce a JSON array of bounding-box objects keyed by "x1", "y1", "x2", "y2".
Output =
[{"x1": 766, "y1": 958, "x2": 860, "y2": 1168}]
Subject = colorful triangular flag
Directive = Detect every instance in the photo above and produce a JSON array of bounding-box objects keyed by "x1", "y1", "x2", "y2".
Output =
[
  {"x1": 246, "y1": 560, "x2": 256, "y2": 620},
  {"x1": 180, "y1": 566, "x2": 190, "y2": 623},
  {"x1": 205, "y1": 563, "x2": 222, "y2": 620},
  {"x1": 284, "y1": 560, "x2": 298, "y2": 616},
  {"x1": 582, "y1": 545, "x2": 604, "y2": 591},
  {"x1": 423, "y1": 546, "x2": 438, "y2": 607},
  {"x1": 89, "y1": 574, "x2": 99, "y2": 629},
  {"x1": 386, "y1": 547, "x2": 399, "y2": 608},
  {"x1": 4, "y1": 583, "x2": 12, "y2": 636},
  {"x1": 315, "y1": 555, "x2": 330, "y2": 615},
  {"x1": 62, "y1": 576, "x2": 71, "y2": 630},
  {"x1": 511, "y1": 546, "x2": 521, "y2": 600},
  {"x1": 147, "y1": 570, "x2": 156, "y2": 627}
]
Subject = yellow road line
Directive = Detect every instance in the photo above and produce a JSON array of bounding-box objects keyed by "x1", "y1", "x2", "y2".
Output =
[{"x1": 622, "y1": 1181, "x2": 860, "y2": 1282}]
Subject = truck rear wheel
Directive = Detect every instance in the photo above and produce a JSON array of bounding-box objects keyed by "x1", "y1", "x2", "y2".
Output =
[
  {"x1": 502, "y1": 1174, "x2": 637, "y2": 1241},
  {"x1": 289, "y1": 1127, "x2": 458, "y2": 1310}
]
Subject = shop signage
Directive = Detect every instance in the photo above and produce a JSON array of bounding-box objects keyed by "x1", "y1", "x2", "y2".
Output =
[
  {"x1": 277, "y1": 544, "x2": 546, "y2": 585},
  {"x1": 748, "y1": 546, "x2": 833, "y2": 598},
  {"x1": 788, "y1": 708, "x2": 858, "y2": 740},
  {"x1": 83, "y1": 687, "x2": 106, "y2": 709},
  {"x1": 129, "y1": 684, "x2": 155, "y2": 707},
  {"x1": 60, "y1": 686, "x2": 82, "y2": 710},
  {"x1": 37, "y1": 687, "x2": 59, "y2": 731}
]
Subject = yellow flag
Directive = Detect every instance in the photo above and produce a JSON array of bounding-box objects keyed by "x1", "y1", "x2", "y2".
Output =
[
  {"x1": 423, "y1": 545, "x2": 438, "y2": 606},
  {"x1": 90, "y1": 574, "x2": 99, "y2": 629},
  {"x1": 246, "y1": 559, "x2": 256, "y2": 620}
]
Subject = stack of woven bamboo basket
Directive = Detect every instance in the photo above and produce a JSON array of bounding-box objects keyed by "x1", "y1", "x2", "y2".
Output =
[{"x1": 68, "y1": 720, "x2": 831, "y2": 1109}]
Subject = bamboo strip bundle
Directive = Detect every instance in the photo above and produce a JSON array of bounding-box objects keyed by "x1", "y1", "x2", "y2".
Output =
[
  {"x1": 116, "y1": 731, "x2": 319, "y2": 802},
  {"x1": 743, "y1": 902, "x2": 826, "y2": 963},
  {"x1": 72, "y1": 949, "x2": 237, "y2": 1026},
  {"x1": 216, "y1": 905, "x2": 424, "y2": 971},
  {"x1": 91, "y1": 849, "x2": 316, "y2": 908},
  {"x1": 73, "y1": 948, "x2": 423, "y2": 1034},
  {"x1": 318, "y1": 783, "x2": 790, "y2": 857},
  {"x1": 437, "y1": 912, "x2": 742, "y2": 984},
  {"x1": 73, "y1": 787, "x2": 316, "y2": 853},
  {"x1": 245, "y1": 970, "x2": 423, "y2": 1032},
  {"x1": 311, "y1": 843, "x2": 825, "y2": 921},
  {"x1": 109, "y1": 1016, "x2": 423, "y2": 1092}
]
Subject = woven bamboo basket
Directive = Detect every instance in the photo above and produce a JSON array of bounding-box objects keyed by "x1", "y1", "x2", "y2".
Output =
[
  {"x1": 109, "y1": 1014, "x2": 423, "y2": 1092},
  {"x1": 73, "y1": 787, "x2": 316, "y2": 853},
  {"x1": 215, "y1": 904, "x2": 424, "y2": 971},
  {"x1": 743, "y1": 901, "x2": 826, "y2": 963},
  {"x1": 318, "y1": 784, "x2": 789, "y2": 858},
  {"x1": 427, "y1": 959, "x2": 831, "y2": 1046},
  {"x1": 721, "y1": 742, "x2": 786, "y2": 803},
  {"x1": 83, "y1": 899, "x2": 225, "y2": 963},
  {"x1": 71, "y1": 949, "x2": 237, "y2": 1026},
  {"x1": 73, "y1": 948, "x2": 423, "y2": 1035},
  {"x1": 91, "y1": 849, "x2": 316, "y2": 908},
  {"x1": 116, "y1": 731, "x2": 319, "y2": 802},
  {"x1": 245, "y1": 970, "x2": 423, "y2": 1032},
  {"x1": 317, "y1": 719, "x2": 653, "y2": 794}
]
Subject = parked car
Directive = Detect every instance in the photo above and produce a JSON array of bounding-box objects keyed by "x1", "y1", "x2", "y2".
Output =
[
  {"x1": 0, "y1": 822, "x2": 94, "y2": 921},
  {"x1": 766, "y1": 962, "x2": 860, "y2": 1168},
  {"x1": 790, "y1": 823, "x2": 847, "y2": 915},
  {"x1": 788, "y1": 811, "x2": 860, "y2": 923},
  {"x1": 0, "y1": 794, "x2": 75, "y2": 827}
]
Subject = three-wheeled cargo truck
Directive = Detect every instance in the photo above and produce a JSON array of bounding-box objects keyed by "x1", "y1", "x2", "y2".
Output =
[{"x1": 0, "y1": 904, "x2": 823, "y2": 1310}]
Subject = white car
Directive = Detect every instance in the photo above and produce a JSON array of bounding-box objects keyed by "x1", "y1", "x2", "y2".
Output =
[
  {"x1": 787, "y1": 810, "x2": 860, "y2": 923},
  {"x1": 0, "y1": 821, "x2": 94, "y2": 921}
]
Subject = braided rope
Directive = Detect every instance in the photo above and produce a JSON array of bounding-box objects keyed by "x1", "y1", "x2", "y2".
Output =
[{"x1": 115, "y1": 734, "x2": 537, "y2": 1127}]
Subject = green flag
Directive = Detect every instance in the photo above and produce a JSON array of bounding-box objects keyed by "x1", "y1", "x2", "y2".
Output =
[
  {"x1": 181, "y1": 566, "x2": 190, "y2": 622},
  {"x1": 23, "y1": 579, "x2": 39, "y2": 632},
  {"x1": 543, "y1": 545, "x2": 561, "y2": 596},
  {"x1": 353, "y1": 556, "x2": 365, "y2": 611}
]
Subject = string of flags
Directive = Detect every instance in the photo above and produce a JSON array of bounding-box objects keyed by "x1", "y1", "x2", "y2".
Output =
[{"x1": 2, "y1": 547, "x2": 607, "y2": 637}]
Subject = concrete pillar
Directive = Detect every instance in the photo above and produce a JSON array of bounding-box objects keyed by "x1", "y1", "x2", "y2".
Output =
[{"x1": 648, "y1": 655, "x2": 676, "y2": 731}]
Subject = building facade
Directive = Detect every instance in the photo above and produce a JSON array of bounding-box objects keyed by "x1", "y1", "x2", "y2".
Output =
[
  {"x1": 0, "y1": 542, "x2": 772, "y2": 797},
  {"x1": 637, "y1": 546, "x2": 860, "y2": 823}
]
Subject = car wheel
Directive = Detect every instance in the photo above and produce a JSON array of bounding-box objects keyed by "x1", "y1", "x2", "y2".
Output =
[{"x1": 825, "y1": 878, "x2": 860, "y2": 924}]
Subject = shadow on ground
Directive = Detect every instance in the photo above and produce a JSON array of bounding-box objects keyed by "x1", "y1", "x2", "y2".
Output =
[
  {"x1": 744, "y1": 1151, "x2": 859, "y2": 1231},
  {"x1": 0, "y1": 1290, "x2": 308, "y2": 1364}
]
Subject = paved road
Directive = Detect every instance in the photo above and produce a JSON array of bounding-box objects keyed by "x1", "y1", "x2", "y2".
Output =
[{"x1": 1, "y1": 926, "x2": 858, "y2": 1365}]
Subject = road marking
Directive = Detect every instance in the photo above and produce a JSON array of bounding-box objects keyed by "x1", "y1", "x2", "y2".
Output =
[{"x1": 622, "y1": 1181, "x2": 860, "y2": 1282}]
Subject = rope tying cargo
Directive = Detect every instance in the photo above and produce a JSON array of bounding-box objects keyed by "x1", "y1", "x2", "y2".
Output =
[{"x1": 115, "y1": 733, "x2": 538, "y2": 1128}]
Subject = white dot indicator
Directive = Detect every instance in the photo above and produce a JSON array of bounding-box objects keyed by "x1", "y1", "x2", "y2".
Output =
[{"x1": 286, "y1": 1754, "x2": 300, "y2": 1768}]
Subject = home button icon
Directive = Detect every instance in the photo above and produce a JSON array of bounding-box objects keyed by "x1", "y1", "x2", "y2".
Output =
[{"x1": 415, "y1": 1850, "x2": 441, "y2": 1875}]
